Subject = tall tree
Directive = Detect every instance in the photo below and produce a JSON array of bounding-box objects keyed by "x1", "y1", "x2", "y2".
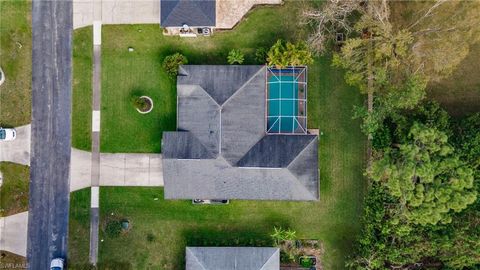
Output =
[
  {"x1": 369, "y1": 123, "x2": 477, "y2": 225},
  {"x1": 391, "y1": 0, "x2": 480, "y2": 81}
]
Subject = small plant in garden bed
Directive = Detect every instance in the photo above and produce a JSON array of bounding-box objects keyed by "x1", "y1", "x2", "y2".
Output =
[
  {"x1": 129, "y1": 90, "x2": 153, "y2": 113},
  {"x1": 299, "y1": 256, "x2": 316, "y2": 268}
]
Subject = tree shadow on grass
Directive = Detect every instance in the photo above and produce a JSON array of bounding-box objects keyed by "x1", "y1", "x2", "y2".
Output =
[{"x1": 174, "y1": 215, "x2": 292, "y2": 269}]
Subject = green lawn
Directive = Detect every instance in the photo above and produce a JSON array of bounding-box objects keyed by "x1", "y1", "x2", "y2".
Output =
[
  {"x1": 69, "y1": 51, "x2": 367, "y2": 270},
  {"x1": 71, "y1": 3, "x2": 305, "y2": 153},
  {"x1": 72, "y1": 27, "x2": 93, "y2": 151},
  {"x1": 0, "y1": 162, "x2": 29, "y2": 217},
  {"x1": 0, "y1": 0, "x2": 31, "y2": 127}
]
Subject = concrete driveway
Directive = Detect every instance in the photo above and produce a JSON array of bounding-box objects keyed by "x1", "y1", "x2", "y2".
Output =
[
  {"x1": 0, "y1": 124, "x2": 30, "y2": 166},
  {"x1": 0, "y1": 149, "x2": 163, "y2": 257},
  {"x1": 0, "y1": 125, "x2": 163, "y2": 190},
  {"x1": 73, "y1": 0, "x2": 160, "y2": 29},
  {"x1": 70, "y1": 148, "x2": 163, "y2": 191},
  {"x1": 0, "y1": 212, "x2": 28, "y2": 257}
]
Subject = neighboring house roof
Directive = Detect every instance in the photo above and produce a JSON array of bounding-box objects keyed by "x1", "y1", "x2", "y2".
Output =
[
  {"x1": 162, "y1": 65, "x2": 319, "y2": 201},
  {"x1": 186, "y1": 247, "x2": 280, "y2": 270},
  {"x1": 160, "y1": 0, "x2": 216, "y2": 27}
]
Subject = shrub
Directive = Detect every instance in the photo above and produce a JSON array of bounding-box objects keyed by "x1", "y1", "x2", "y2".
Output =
[
  {"x1": 146, "y1": 233, "x2": 156, "y2": 243},
  {"x1": 163, "y1": 53, "x2": 188, "y2": 77},
  {"x1": 255, "y1": 47, "x2": 268, "y2": 63},
  {"x1": 267, "y1": 39, "x2": 314, "y2": 68},
  {"x1": 105, "y1": 219, "x2": 122, "y2": 238},
  {"x1": 227, "y1": 49, "x2": 244, "y2": 65}
]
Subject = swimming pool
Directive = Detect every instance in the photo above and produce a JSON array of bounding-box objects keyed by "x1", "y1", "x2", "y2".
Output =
[{"x1": 266, "y1": 67, "x2": 307, "y2": 134}]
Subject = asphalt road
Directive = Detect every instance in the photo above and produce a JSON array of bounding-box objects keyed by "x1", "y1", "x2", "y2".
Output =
[{"x1": 27, "y1": 0, "x2": 72, "y2": 269}]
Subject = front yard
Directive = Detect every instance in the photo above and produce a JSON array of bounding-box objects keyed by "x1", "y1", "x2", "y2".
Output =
[{"x1": 68, "y1": 2, "x2": 367, "y2": 269}]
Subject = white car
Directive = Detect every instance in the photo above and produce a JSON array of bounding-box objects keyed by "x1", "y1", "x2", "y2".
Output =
[
  {"x1": 50, "y1": 258, "x2": 64, "y2": 270},
  {"x1": 0, "y1": 67, "x2": 4, "y2": 85},
  {"x1": 0, "y1": 128, "x2": 16, "y2": 141}
]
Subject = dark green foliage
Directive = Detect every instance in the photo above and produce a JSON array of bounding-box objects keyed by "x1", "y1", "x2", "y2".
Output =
[
  {"x1": 350, "y1": 104, "x2": 480, "y2": 270},
  {"x1": 369, "y1": 123, "x2": 477, "y2": 225},
  {"x1": 453, "y1": 113, "x2": 480, "y2": 173},
  {"x1": 105, "y1": 219, "x2": 122, "y2": 238},
  {"x1": 255, "y1": 47, "x2": 268, "y2": 63},
  {"x1": 227, "y1": 49, "x2": 245, "y2": 64},
  {"x1": 162, "y1": 53, "x2": 188, "y2": 77},
  {"x1": 300, "y1": 257, "x2": 314, "y2": 268},
  {"x1": 146, "y1": 233, "x2": 156, "y2": 243},
  {"x1": 371, "y1": 121, "x2": 392, "y2": 150}
]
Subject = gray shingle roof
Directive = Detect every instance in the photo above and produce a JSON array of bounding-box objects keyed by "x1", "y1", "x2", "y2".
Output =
[
  {"x1": 237, "y1": 135, "x2": 317, "y2": 168},
  {"x1": 163, "y1": 132, "x2": 216, "y2": 159},
  {"x1": 162, "y1": 65, "x2": 319, "y2": 201},
  {"x1": 160, "y1": 0, "x2": 216, "y2": 27},
  {"x1": 186, "y1": 247, "x2": 280, "y2": 270}
]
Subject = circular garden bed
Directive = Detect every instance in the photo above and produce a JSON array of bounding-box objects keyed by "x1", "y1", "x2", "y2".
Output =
[{"x1": 134, "y1": 96, "x2": 153, "y2": 114}]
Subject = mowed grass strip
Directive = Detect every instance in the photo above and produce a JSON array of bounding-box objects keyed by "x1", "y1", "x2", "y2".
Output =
[
  {"x1": 0, "y1": 162, "x2": 29, "y2": 217},
  {"x1": 72, "y1": 27, "x2": 93, "y2": 151},
  {"x1": 0, "y1": 0, "x2": 31, "y2": 127}
]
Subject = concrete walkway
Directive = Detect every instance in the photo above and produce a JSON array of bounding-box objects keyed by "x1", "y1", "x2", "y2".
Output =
[
  {"x1": 0, "y1": 124, "x2": 31, "y2": 166},
  {"x1": 0, "y1": 212, "x2": 28, "y2": 257},
  {"x1": 73, "y1": 0, "x2": 160, "y2": 29},
  {"x1": 0, "y1": 125, "x2": 163, "y2": 191},
  {"x1": 0, "y1": 150, "x2": 162, "y2": 257}
]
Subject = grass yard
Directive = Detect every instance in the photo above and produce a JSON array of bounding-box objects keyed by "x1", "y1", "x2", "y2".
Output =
[
  {"x1": 0, "y1": 0, "x2": 31, "y2": 127},
  {"x1": 72, "y1": 27, "x2": 93, "y2": 150},
  {"x1": 69, "y1": 49, "x2": 367, "y2": 269},
  {"x1": 71, "y1": 2, "x2": 305, "y2": 153},
  {"x1": 427, "y1": 41, "x2": 480, "y2": 117},
  {"x1": 0, "y1": 162, "x2": 29, "y2": 217}
]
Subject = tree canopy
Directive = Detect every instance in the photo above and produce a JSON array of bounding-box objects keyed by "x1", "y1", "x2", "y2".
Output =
[
  {"x1": 369, "y1": 123, "x2": 477, "y2": 225},
  {"x1": 267, "y1": 40, "x2": 313, "y2": 68}
]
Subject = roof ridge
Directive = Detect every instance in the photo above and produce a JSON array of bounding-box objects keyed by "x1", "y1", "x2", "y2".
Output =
[
  {"x1": 188, "y1": 131, "x2": 218, "y2": 159},
  {"x1": 186, "y1": 247, "x2": 208, "y2": 270},
  {"x1": 162, "y1": 0, "x2": 180, "y2": 26},
  {"x1": 284, "y1": 169, "x2": 318, "y2": 201},
  {"x1": 196, "y1": 85, "x2": 221, "y2": 107},
  {"x1": 285, "y1": 135, "x2": 317, "y2": 168},
  {"x1": 221, "y1": 66, "x2": 265, "y2": 108},
  {"x1": 259, "y1": 248, "x2": 280, "y2": 270}
]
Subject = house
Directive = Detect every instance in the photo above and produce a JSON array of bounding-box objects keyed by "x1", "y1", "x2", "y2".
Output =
[
  {"x1": 186, "y1": 247, "x2": 280, "y2": 270},
  {"x1": 160, "y1": 0, "x2": 216, "y2": 36},
  {"x1": 162, "y1": 65, "x2": 319, "y2": 201},
  {"x1": 160, "y1": 0, "x2": 283, "y2": 36}
]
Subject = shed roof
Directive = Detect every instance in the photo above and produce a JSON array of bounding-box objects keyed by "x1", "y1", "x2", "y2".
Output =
[
  {"x1": 186, "y1": 247, "x2": 280, "y2": 270},
  {"x1": 160, "y1": 0, "x2": 216, "y2": 27}
]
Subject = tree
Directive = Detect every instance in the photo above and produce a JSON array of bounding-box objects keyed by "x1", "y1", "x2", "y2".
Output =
[
  {"x1": 267, "y1": 40, "x2": 314, "y2": 68},
  {"x1": 162, "y1": 53, "x2": 188, "y2": 77},
  {"x1": 302, "y1": 0, "x2": 361, "y2": 54},
  {"x1": 369, "y1": 123, "x2": 477, "y2": 225},
  {"x1": 227, "y1": 49, "x2": 244, "y2": 65},
  {"x1": 391, "y1": 0, "x2": 480, "y2": 81}
]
